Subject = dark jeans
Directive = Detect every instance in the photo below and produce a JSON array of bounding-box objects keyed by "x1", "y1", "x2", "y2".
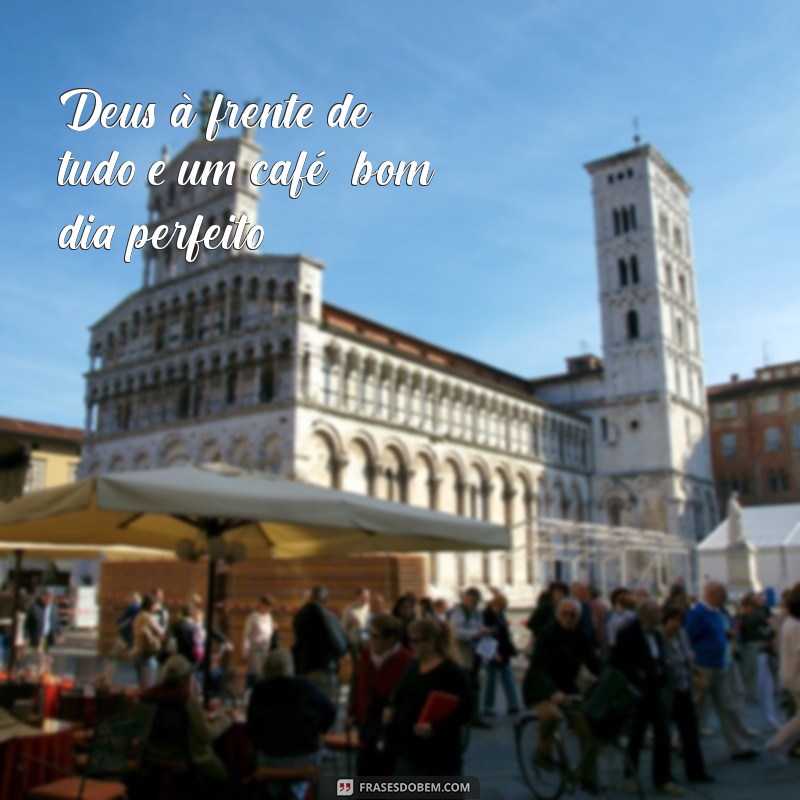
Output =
[
  {"x1": 627, "y1": 690, "x2": 671, "y2": 786},
  {"x1": 672, "y1": 689, "x2": 707, "y2": 780}
]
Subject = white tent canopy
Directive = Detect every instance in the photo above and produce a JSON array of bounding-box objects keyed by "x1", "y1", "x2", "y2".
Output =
[{"x1": 698, "y1": 503, "x2": 800, "y2": 592}]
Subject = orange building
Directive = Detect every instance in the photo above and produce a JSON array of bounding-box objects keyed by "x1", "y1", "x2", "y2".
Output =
[{"x1": 708, "y1": 361, "x2": 800, "y2": 508}]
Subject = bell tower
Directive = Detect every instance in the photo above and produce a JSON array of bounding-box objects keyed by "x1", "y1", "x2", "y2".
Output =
[
  {"x1": 142, "y1": 123, "x2": 261, "y2": 288},
  {"x1": 585, "y1": 144, "x2": 715, "y2": 539}
]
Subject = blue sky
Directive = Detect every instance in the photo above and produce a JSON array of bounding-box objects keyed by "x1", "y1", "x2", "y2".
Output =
[{"x1": 1, "y1": 1, "x2": 799, "y2": 428}]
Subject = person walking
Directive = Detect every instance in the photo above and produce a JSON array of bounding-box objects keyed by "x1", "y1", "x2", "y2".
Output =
[
  {"x1": 242, "y1": 595, "x2": 278, "y2": 688},
  {"x1": 132, "y1": 593, "x2": 164, "y2": 690},
  {"x1": 611, "y1": 600, "x2": 683, "y2": 796},
  {"x1": 449, "y1": 587, "x2": 489, "y2": 728},
  {"x1": 341, "y1": 587, "x2": 372, "y2": 658},
  {"x1": 766, "y1": 586, "x2": 800, "y2": 763},
  {"x1": 661, "y1": 605, "x2": 713, "y2": 784},
  {"x1": 347, "y1": 613, "x2": 414, "y2": 775},
  {"x1": 292, "y1": 586, "x2": 348, "y2": 707},
  {"x1": 684, "y1": 581, "x2": 758, "y2": 761},
  {"x1": 24, "y1": 588, "x2": 63, "y2": 672},
  {"x1": 482, "y1": 592, "x2": 520, "y2": 716},
  {"x1": 385, "y1": 617, "x2": 472, "y2": 777}
]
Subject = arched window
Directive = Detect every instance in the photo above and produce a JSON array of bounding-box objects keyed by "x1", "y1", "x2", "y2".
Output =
[
  {"x1": 630, "y1": 255, "x2": 639, "y2": 284},
  {"x1": 676, "y1": 318, "x2": 684, "y2": 347},
  {"x1": 618, "y1": 259, "x2": 628, "y2": 287},
  {"x1": 607, "y1": 499, "x2": 624, "y2": 527},
  {"x1": 613, "y1": 209, "x2": 621, "y2": 236},
  {"x1": 259, "y1": 346, "x2": 275, "y2": 403},
  {"x1": 626, "y1": 310, "x2": 639, "y2": 340},
  {"x1": 621, "y1": 207, "x2": 630, "y2": 233}
]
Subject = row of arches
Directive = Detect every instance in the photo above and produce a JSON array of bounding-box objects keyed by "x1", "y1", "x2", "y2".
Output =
[
  {"x1": 95, "y1": 431, "x2": 285, "y2": 477},
  {"x1": 87, "y1": 340, "x2": 303, "y2": 435},
  {"x1": 305, "y1": 426, "x2": 590, "y2": 586},
  {"x1": 321, "y1": 343, "x2": 590, "y2": 469},
  {"x1": 91, "y1": 274, "x2": 311, "y2": 370}
]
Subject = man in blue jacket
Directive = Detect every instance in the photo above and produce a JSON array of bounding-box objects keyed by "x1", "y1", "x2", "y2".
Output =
[{"x1": 684, "y1": 581, "x2": 757, "y2": 760}]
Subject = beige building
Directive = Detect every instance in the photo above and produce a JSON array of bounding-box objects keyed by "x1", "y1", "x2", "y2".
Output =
[{"x1": 0, "y1": 416, "x2": 82, "y2": 501}]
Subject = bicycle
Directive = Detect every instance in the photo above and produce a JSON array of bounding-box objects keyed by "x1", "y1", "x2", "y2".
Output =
[{"x1": 514, "y1": 698, "x2": 644, "y2": 800}]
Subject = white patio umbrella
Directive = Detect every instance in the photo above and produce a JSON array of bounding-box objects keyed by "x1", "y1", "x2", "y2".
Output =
[{"x1": 0, "y1": 463, "x2": 509, "y2": 700}]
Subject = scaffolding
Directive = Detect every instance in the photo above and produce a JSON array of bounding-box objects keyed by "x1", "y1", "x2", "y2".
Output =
[{"x1": 527, "y1": 517, "x2": 694, "y2": 596}]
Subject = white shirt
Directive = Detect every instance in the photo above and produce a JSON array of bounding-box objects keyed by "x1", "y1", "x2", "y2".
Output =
[
  {"x1": 242, "y1": 611, "x2": 274, "y2": 656},
  {"x1": 779, "y1": 615, "x2": 800, "y2": 695}
]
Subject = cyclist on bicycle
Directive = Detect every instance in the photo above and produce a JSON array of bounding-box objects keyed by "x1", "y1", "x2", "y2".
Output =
[{"x1": 522, "y1": 597, "x2": 601, "y2": 773}]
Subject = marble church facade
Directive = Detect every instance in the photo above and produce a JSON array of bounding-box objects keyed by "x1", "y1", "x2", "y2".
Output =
[{"x1": 81, "y1": 130, "x2": 713, "y2": 603}]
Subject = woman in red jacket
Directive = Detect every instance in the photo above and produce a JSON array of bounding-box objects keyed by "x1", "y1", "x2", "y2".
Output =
[{"x1": 348, "y1": 613, "x2": 414, "y2": 775}]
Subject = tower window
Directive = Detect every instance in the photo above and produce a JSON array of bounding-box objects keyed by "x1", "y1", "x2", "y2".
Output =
[
  {"x1": 626, "y1": 310, "x2": 639, "y2": 340},
  {"x1": 678, "y1": 274, "x2": 687, "y2": 299},
  {"x1": 613, "y1": 205, "x2": 637, "y2": 235},
  {"x1": 630, "y1": 255, "x2": 639, "y2": 284},
  {"x1": 618, "y1": 259, "x2": 628, "y2": 287},
  {"x1": 664, "y1": 262, "x2": 673, "y2": 288}
]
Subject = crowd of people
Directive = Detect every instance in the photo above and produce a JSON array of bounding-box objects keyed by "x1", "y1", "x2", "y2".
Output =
[
  {"x1": 523, "y1": 578, "x2": 800, "y2": 795},
  {"x1": 4, "y1": 575, "x2": 798, "y2": 798}
]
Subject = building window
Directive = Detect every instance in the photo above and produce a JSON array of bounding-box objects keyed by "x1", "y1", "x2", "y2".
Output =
[
  {"x1": 767, "y1": 470, "x2": 789, "y2": 492},
  {"x1": 618, "y1": 259, "x2": 628, "y2": 287},
  {"x1": 678, "y1": 274, "x2": 687, "y2": 299},
  {"x1": 792, "y1": 423, "x2": 800, "y2": 450},
  {"x1": 626, "y1": 310, "x2": 639, "y2": 340},
  {"x1": 664, "y1": 261, "x2": 673, "y2": 288},
  {"x1": 757, "y1": 394, "x2": 780, "y2": 414},
  {"x1": 630, "y1": 255, "x2": 640, "y2": 284},
  {"x1": 713, "y1": 402, "x2": 738, "y2": 420},
  {"x1": 790, "y1": 391, "x2": 800, "y2": 410},
  {"x1": 721, "y1": 432, "x2": 737, "y2": 458},
  {"x1": 612, "y1": 205, "x2": 637, "y2": 235},
  {"x1": 659, "y1": 212, "x2": 668, "y2": 237},
  {"x1": 23, "y1": 458, "x2": 47, "y2": 493},
  {"x1": 765, "y1": 426, "x2": 782, "y2": 453}
]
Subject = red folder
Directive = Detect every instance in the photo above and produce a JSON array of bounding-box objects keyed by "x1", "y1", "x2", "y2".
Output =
[{"x1": 417, "y1": 691, "x2": 460, "y2": 724}]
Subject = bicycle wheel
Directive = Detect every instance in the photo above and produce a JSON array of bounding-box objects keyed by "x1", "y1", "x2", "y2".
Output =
[
  {"x1": 595, "y1": 740, "x2": 644, "y2": 799},
  {"x1": 514, "y1": 713, "x2": 565, "y2": 800}
]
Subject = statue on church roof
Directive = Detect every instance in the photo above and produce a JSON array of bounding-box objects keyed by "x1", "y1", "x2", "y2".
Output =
[{"x1": 198, "y1": 90, "x2": 223, "y2": 138}]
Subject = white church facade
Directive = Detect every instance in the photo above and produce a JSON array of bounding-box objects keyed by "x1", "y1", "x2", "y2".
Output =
[{"x1": 80, "y1": 130, "x2": 714, "y2": 603}]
